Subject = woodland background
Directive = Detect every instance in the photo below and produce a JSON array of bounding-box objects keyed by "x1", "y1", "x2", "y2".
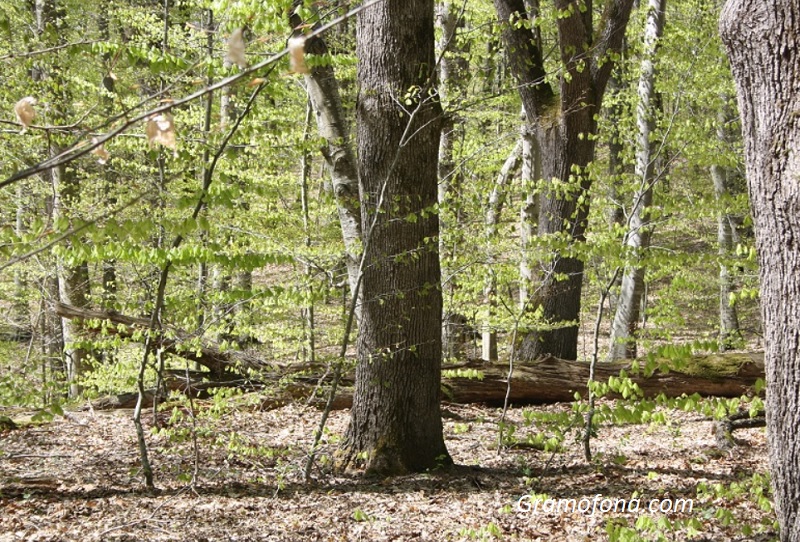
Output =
[{"x1": 0, "y1": 0, "x2": 780, "y2": 540}]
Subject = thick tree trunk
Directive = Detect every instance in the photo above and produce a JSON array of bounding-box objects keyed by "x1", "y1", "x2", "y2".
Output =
[
  {"x1": 344, "y1": 0, "x2": 450, "y2": 475},
  {"x1": 494, "y1": 0, "x2": 635, "y2": 360},
  {"x1": 609, "y1": 0, "x2": 666, "y2": 361},
  {"x1": 720, "y1": 2, "x2": 800, "y2": 540}
]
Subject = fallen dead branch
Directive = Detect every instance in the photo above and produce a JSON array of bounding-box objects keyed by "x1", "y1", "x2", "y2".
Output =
[{"x1": 57, "y1": 303, "x2": 765, "y2": 411}]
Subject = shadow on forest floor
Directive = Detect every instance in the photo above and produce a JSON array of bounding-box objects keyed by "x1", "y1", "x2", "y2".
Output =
[{"x1": 0, "y1": 401, "x2": 777, "y2": 541}]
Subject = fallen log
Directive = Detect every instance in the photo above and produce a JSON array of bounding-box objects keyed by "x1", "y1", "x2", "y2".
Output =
[
  {"x1": 59, "y1": 302, "x2": 765, "y2": 411},
  {"x1": 291, "y1": 353, "x2": 765, "y2": 410},
  {"x1": 440, "y1": 353, "x2": 765, "y2": 406},
  {"x1": 55, "y1": 302, "x2": 272, "y2": 376},
  {"x1": 90, "y1": 352, "x2": 765, "y2": 412}
]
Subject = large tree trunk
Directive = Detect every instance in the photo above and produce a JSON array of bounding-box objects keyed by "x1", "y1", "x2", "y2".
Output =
[
  {"x1": 609, "y1": 0, "x2": 666, "y2": 361},
  {"x1": 720, "y1": 2, "x2": 800, "y2": 540},
  {"x1": 494, "y1": 0, "x2": 635, "y2": 360},
  {"x1": 343, "y1": 0, "x2": 450, "y2": 475}
]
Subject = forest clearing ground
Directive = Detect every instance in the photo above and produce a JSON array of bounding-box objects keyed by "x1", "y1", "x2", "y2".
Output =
[{"x1": 0, "y1": 400, "x2": 774, "y2": 541}]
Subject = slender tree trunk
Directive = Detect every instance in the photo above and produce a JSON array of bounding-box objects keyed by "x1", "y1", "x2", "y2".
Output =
[
  {"x1": 604, "y1": 54, "x2": 629, "y2": 316},
  {"x1": 195, "y1": 9, "x2": 214, "y2": 342},
  {"x1": 711, "y1": 109, "x2": 742, "y2": 350},
  {"x1": 35, "y1": 0, "x2": 91, "y2": 397},
  {"x1": 210, "y1": 37, "x2": 246, "y2": 340},
  {"x1": 52, "y1": 156, "x2": 91, "y2": 398},
  {"x1": 609, "y1": 0, "x2": 666, "y2": 361},
  {"x1": 289, "y1": 6, "x2": 362, "y2": 311},
  {"x1": 720, "y1": 2, "x2": 800, "y2": 539},
  {"x1": 300, "y1": 101, "x2": 316, "y2": 363},
  {"x1": 344, "y1": 0, "x2": 450, "y2": 475},
  {"x1": 436, "y1": 1, "x2": 469, "y2": 357},
  {"x1": 98, "y1": 0, "x2": 117, "y2": 317},
  {"x1": 483, "y1": 139, "x2": 522, "y2": 362},
  {"x1": 11, "y1": 183, "x2": 31, "y2": 340},
  {"x1": 518, "y1": 122, "x2": 540, "y2": 307},
  {"x1": 40, "y1": 272, "x2": 64, "y2": 388},
  {"x1": 711, "y1": 159, "x2": 741, "y2": 350}
]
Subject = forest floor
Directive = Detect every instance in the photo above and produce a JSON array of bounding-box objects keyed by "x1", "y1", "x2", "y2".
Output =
[{"x1": 0, "y1": 399, "x2": 776, "y2": 542}]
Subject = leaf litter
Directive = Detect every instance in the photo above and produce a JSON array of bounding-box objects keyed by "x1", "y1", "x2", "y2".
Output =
[{"x1": 0, "y1": 400, "x2": 775, "y2": 541}]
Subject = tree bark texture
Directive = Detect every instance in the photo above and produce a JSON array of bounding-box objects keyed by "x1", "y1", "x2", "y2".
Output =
[
  {"x1": 519, "y1": 122, "x2": 540, "y2": 307},
  {"x1": 290, "y1": 7, "x2": 363, "y2": 305},
  {"x1": 609, "y1": 0, "x2": 666, "y2": 361},
  {"x1": 494, "y1": 0, "x2": 635, "y2": 360},
  {"x1": 720, "y1": 2, "x2": 800, "y2": 539},
  {"x1": 344, "y1": 0, "x2": 451, "y2": 475}
]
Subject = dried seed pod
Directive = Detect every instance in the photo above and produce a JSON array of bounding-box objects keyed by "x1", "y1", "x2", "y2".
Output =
[
  {"x1": 14, "y1": 96, "x2": 37, "y2": 134},
  {"x1": 91, "y1": 137, "x2": 110, "y2": 165},
  {"x1": 146, "y1": 113, "x2": 177, "y2": 155},
  {"x1": 226, "y1": 28, "x2": 247, "y2": 69},
  {"x1": 288, "y1": 36, "x2": 310, "y2": 74}
]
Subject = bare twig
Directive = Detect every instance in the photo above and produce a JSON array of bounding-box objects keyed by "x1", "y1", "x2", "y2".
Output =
[{"x1": 583, "y1": 267, "x2": 621, "y2": 462}]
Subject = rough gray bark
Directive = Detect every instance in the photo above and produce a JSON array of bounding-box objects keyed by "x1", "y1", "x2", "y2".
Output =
[
  {"x1": 609, "y1": 0, "x2": 666, "y2": 361},
  {"x1": 343, "y1": 0, "x2": 450, "y2": 475},
  {"x1": 720, "y1": 2, "x2": 800, "y2": 540},
  {"x1": 494, "y1": 0, "x2": 635, "y2": 360}
]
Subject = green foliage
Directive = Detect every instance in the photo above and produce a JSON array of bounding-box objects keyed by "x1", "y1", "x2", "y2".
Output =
[
  {"x1": 606, "y1": 472, "x2": 775, "y2": 541},
  {"x1": 0, "y1": 340, "x2": 66, "y2": 419},
  {"x1": 458, "y1": 522, "x2": 503, "y2": 541}
]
